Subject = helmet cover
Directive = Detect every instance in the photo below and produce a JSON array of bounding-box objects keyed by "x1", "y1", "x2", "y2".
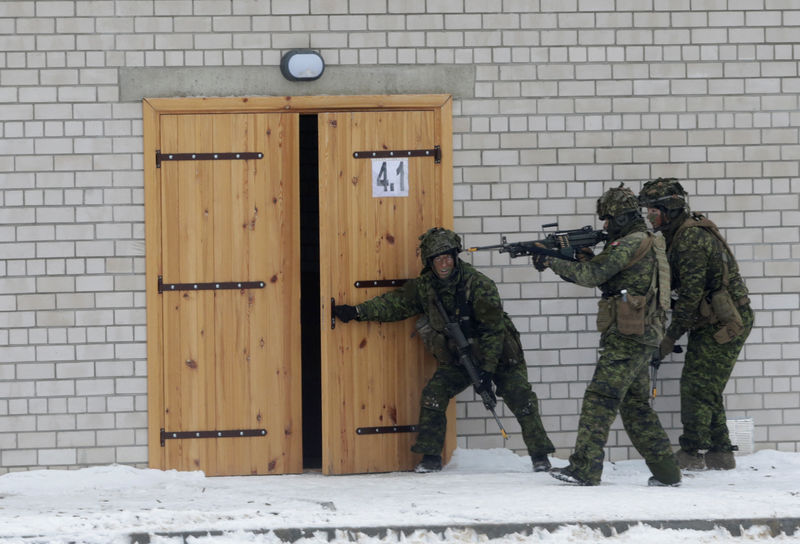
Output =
[
  {"x1": 418, "y1": 227, "x2": 462, "y2": 265},
  {"x1": 596, "y1": 183, "x2": 640, "y2": 220},
  {"x1": 638, "y1": 177, "x2": 688, "y2": 211}
]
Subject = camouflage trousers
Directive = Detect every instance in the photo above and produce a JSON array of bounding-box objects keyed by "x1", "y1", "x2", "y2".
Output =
[
  {"x1": 566, "y1": 334, "x2": 677, "y2": 485},
  {"x1": 410, "y1": 358, "x2": 555, "y2": 458},
  {"x1": 679, "y1": 305, "x2": 754, "y2": 454}
]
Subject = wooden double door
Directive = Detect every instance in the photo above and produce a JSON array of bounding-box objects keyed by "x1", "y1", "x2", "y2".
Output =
[{"x1": 144, "y1": 96, "x2": 454, "y2": 476}]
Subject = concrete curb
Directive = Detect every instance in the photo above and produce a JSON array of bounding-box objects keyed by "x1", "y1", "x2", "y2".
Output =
[{"x1": 130, "y1": 516, "x2": 800, "y2": 543}]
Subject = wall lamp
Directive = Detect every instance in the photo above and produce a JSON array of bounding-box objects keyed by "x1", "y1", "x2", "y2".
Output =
[{"x1": 280, "y1": 49, "x2": 325, "y2": 81}]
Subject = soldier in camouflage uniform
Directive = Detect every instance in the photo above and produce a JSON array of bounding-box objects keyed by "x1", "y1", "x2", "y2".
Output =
[
  {"x1": 639, "y1": 178, "x2": 753, "y2": 471},
  {"x1": 333, "y1": 227, "x2": 555, "y2": 473},
  {"x1": 533, "y1": 185, "x2": 681, "y2": 487}
]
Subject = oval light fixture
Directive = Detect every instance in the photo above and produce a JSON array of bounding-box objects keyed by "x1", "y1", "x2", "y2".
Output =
[{"x1": 280, "y1": 49, "x2": 325, "y2": 81}]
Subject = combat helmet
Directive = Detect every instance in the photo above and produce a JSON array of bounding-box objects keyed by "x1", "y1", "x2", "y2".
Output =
[
  {"x1": 638, "y1": 177, "x2": 688, "y2": 212},
  {"x1": 596, "y1": 183, "x2": 640, "y2": 220},
  {"x1": 418, "y1": 227, "x2": 462, "y2": 266}
]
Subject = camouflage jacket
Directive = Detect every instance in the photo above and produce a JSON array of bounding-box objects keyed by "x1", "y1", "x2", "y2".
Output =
[
  {"x1": 549, "y1": 228, "x2": 666, "y2": 346},
  {"x1": 356, "y1": 261, "x2": 510, "y2": 373},
  {"x1": 662, "y1": 212, "x2": 749, "y2": 340}
]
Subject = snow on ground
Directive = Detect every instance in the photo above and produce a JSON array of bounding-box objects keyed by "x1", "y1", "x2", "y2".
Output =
[{"x1": 0, "y1": 448, "x2": 799, "y2": 543}]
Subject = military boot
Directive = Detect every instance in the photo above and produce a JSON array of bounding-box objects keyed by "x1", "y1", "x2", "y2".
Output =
[
  {"x1": 705, "y1": 450, "x2": 736, "y2": 470},
  {"x1": 549, "y1": 466, "x2": 597, "y2": 486},
  {"x1": 414, "y1": 454, "x2": 442, "y2": 473},
  {"x1": 647, "y1": 477, "x2": 681, "y2": 487},
  {"x1": 675, "y1": 448, "x2": 705, "y2": 470},
  {"x1": 531, "y1": 455, "x2": 551, "y2": 472}
]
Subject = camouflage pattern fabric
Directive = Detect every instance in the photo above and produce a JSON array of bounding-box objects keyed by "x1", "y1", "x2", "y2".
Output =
[
  {"x1": 567, "y1": 334, "x2": 676, "y2": 484},
  {"x1": 680, "y1": 305, "x2": 754, "y2": 453},
  {"x1": 550, "y1": 230, "x2": 666, "y2": 347},
  {"x1": 661, "y1": 212, "x2": 749, "y2": 340},
  {"x1": 357, "y1": 260, "x2": 555, "y2": 458},
  {"x1": 661, "y1": 212, "x2": 752, "y2": 453},
  {"x1": 547, "y1": 221, "x2": 679, "y2": 484}
]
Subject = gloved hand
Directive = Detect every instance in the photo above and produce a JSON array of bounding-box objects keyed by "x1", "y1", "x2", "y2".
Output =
[
  {"x1": 474, "y1": 371, "x2": 497, "y2": 407},
  {"x1": 531, "y1": 243, "x2": 551, "y2": 272},
  {"x1": 333, "y1": 304, "x2": 359, "y2": 323},
  {"x1": 576, "y1": 247, "x2": 594, "y2": 262},
  {"x1": 659, "y1": 335, "x2": 676, "y2": 360},
  {"x1": 649, "y1": 348, "x2": 662, "y2": 370}
]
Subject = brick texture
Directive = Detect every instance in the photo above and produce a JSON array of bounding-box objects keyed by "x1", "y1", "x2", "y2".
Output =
[{"x1": 0, "y1": 1, "x2": 798, "y2": 472}]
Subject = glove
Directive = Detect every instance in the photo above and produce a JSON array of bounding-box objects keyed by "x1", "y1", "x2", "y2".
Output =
[
  {"x1": 649, "y1": 348, "x2": 662, "y2": 370},
  {"x1": 659, "y1": 335, "x2": 676, "y2": 360},
  {"x1": 576, "y1": 247, "x2": 594, "y2": 262},
  {"x1": 474, "y1": 371, "x2": 497, "y2": 407},
  {"x1": 333, "y1": 304, "x2": 359, "y2": 323},
  {"x1": 531, "y1": 243, "x2": 551, "y2": 272}
]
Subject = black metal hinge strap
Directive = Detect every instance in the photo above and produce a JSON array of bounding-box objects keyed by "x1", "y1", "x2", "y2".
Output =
[
  {"x1": 354, "y1": 279, "x2": 408, "y2": 288},
  {"x1": 156, "y1": 150, "x2": 264, "y2": 168},
  {"x1": 356, "y1": 425, "x2": 417, "y2": 435},
  {"x1": 160, "y1": 428, "x2": 267, "y2": 447},
  {"x1": 158, "y1": 276, "x2": 265, "y2": 293},
  {"x1": 353, "y1": 145, "x2": 441, "y2": 164}
]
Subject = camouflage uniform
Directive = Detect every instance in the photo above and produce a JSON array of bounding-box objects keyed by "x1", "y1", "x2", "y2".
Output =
[
  {"x1": 640, "y1": 179, "x2": 752, "y2": 467},
  {"x1": 355, "y1": 247, "x2": 555, "y2": 462},
  {"x1": 543, "y1": 185, "x2": 680, "y2": 486}
]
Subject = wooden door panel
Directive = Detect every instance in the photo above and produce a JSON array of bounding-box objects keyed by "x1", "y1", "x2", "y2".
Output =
[
  {"x1": 318, "y1": 110, "x2": 454, "y2": 475},
  {"x1": 158, "y1": 113, "x2": 301, "y2": 476}
]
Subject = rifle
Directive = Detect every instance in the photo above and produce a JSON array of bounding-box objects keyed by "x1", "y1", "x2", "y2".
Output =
[
  {"x1": 433, "y1": 297, "x2": 508, "y2": 440},
  {"x1": 467, "y1": 223, "x2": 607, "y2": 261}
]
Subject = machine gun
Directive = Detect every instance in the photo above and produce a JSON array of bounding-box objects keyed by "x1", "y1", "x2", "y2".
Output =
[
  {"x1": 467, "y1": 223, "x2": 607, "y2": 262},
  {"x1": 433, "y1": 297, "x2": 508, "y2": 440}
]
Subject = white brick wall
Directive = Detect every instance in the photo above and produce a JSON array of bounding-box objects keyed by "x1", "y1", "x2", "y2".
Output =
[{"x1": 1, "y1": 0, "x2": 798, "y2": 472}]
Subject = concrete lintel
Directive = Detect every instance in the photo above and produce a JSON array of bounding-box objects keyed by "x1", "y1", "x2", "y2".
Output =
[{"x1": 120, "y1": 65, "x2": 475, "y2": 102}]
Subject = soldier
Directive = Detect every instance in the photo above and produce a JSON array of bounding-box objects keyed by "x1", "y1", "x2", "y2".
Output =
[
  {"x1": 639, "y1": 178, "x2": 753, "y2": 471},
  {"x1": 333, "y1": 227, "x2": 555, "y2": 473},
  {"x1": 533, "y1": 185, "x2": 681, "y2": 487}
]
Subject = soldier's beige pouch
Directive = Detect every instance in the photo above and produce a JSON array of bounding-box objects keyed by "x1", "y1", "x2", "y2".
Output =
[
  {"x1": 597, "y1": 298, "x2": 614, "y2": 333},
  {"x1": 710, "y1": 289, "x2": 744, "y2": 328},
  {"x1": 616, "y1": 295, "x2": 646, "y2": 336},
  {"x1": 713, "y1": 320, "x2": 745, "y2": 344}
]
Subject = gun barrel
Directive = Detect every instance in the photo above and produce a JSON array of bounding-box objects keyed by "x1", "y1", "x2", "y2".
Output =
[{"x1": 466, "y1": 244, "x2": 503, "y2": 252}]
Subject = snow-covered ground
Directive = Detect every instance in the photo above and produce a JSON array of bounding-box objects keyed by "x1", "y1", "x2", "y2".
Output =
[{"x1": 1, "y1": 448, "x2": 799, "y2": 543}]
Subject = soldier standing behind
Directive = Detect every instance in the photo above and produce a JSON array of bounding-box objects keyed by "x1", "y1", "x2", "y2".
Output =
[
  {"x1": 533, "y1": 185, "x2": 681, "y2": 487},
  {"x1": 333, "y1": 227, "x2": 555, "y2": 473},
  {"x1": 639, "y1": 178, "x2": 753, "y2": 471}
]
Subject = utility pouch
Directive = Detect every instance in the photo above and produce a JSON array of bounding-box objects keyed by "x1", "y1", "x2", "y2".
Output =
[
  {"x1": 596, "y1": 298, "x2": 615, "y2": 333},
  {"x1": 698, "y1": 296, "x2": 719, "y2": 325},
  {"x1": 616, "y1": 294, "x2": 646, "y2": 336},
  {"x1": 415, "y1": 315, "x2": 450, "y2": 361},
  {"x1": 501, "y1": 324, "x2": 524, "y2": 363},
  {"x1": 709, "y1": 289, "x2": 745, "y2": 344},
  {"x1": 713, "y1": 320, "x2": 745, "y2": 344},
  {"x1": 710, "y1": 288, "x2": 744, "y2": 328}
]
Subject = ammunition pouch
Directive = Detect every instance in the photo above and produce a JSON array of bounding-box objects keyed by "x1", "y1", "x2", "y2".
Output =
[
  {"x1": 616, "y1": 294, "x2": 646, "y2": 336},
  {"x1": 415, "y1": 315, "x2": 451, "y2": 361},
  {"x1": 501, "y1": 321, "x2": 524, "y2": 364},
  {"x1": 596, "y1": 295, "x2": 647, "y2": 336},
  {"x1": 697, "y1": 289, "x2": 748, "y2": 344},
  {"x1": 597, "y1": 298, "x2": 614, "y2": 334}
]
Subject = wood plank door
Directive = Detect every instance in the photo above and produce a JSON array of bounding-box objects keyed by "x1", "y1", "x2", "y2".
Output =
[
  {"x1": 155, "y1": 112, "x2": 301, "y2": 476},
  {"x1": 318, "y1": 107, "x2": 455, "y2": 475}
]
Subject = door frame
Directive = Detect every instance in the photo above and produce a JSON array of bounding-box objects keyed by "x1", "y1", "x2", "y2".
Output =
[{"x1": 143, "y1": 95, "x2": 453, "y2": 471}]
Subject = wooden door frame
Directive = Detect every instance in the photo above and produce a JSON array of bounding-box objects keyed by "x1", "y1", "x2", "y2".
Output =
[{"x1": 143, "y1": 95, "x2": 453, "y2": 471}]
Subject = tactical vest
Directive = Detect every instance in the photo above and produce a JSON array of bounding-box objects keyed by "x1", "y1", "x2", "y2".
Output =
[{"x1": 597, "y1": 231, "x2": 669, "y2": 339}]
